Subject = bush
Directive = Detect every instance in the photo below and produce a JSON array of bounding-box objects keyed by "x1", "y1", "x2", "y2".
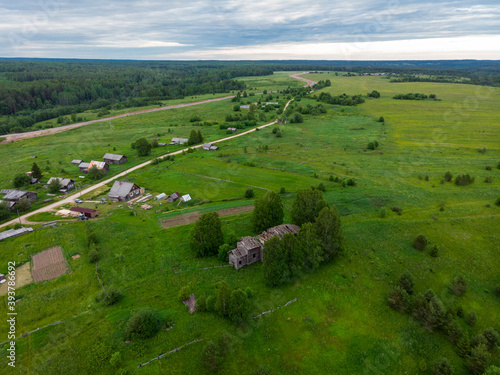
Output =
[
  {"x1": 413, "y1": 234, "x2": 428, "y2": 251},
  {"x1": 387, "y1": 286, "x2": 411, "y2": 313},
  {"x1": 484, "y1": 366, "x2": 500, "y2": 375},
  {"x1": 399, "y1": 271, "x2": 415, "y2": 295},
  {"x1": 13, "y1": 174, "x2": 30, "y2": 188},
  {"x1": 466, "y1": 344, "x2": 491, "y2": 375},
  {"x1": 378, "y1": 116, "x2": 385, "y2": 122},
  {"x1": 317, "y1": 183, "x2": 326, "y2": 192},
  {"x1": 15, "y1": 198, "x2": 31, "y2": 212},
  {"x1": 346, "y1": 178, "x2": 356, "y2": 186},
  {"x1": 379, "y1": 207, "x2": 387, "y2": 218},
  {"x1": 484, "y1": 177, "x2": 492, "y2": 183},
  {"x1": 483, "y1": 328, "x2": 499, "y2": 351},
  {"x1": 206, "y1": 295, "x2": 216, "y2": 312},
  {"x1": 496, "y1": 197, "x2": 500, "y2": 206},
  {"x1": 367, "y1": 141, "x2": 375, "y2": 150},
  {"x1": 244, "y1": 189, "x2": 254, "y2": 198},
  {"x1": 486, "y1": 165, "x2": 492, "y2": 171},
  {"x1": 455, "y1": 174, "x2": 474, "y2": 186},
  {"x1": 189, "y1": 212, "x2": 224, "y2": 257},
  {"x1": 495, "y1": 286, "x2": 500, "y2": 298},
  {"x1": 178, "y1": 286, "x2": 191, "y2": 302},
  {"x1": 218, "y1": 244, "x2": 231, "y2": 262},
  {"x1": 245, "y1": 286, "x2": 253, "y2": 298},
  {"x1": 449, "y1": 275, "x2": 467, "y2": 296},
  {"x1": 429, "y1": 245, "x2": 439, "y2": 257},
  {"x1": 88, "y1": 250, "x2": 100, "y2": 263},
  {"x1": 96, "y1": 287, "x2": 122, "y2": 306},
  {"x1": 466, "y1": 311, "x2": 477, "y2": 326},
  {"x1": 272, "y1": 127, "x2": 279, "y2": 134},
  {"x1": 279, "y1": 187, "x2": 286, "y2": 194},
  {"x1": 391, "y1": 206, "x2": 402, "y2": 215},
  {"x1": 444, "y1": 171, "x2": 453, "y2": 182},
  {"x1": 432, "y1": 358, "x2": 453, "y2": 375},
  {"x1": 124, "y1": 309, "x2": 163, "y2": 340}
]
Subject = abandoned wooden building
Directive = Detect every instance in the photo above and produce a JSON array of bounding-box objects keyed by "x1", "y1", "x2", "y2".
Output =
[
  {"x1": 103, "y1": 153, "x2": 127, "y2": 164},
  {"x1": 167, "y1": 192, "x2": 180, "y2": 202},
  {"x1": 1, "y1": 189, "x2": 38, "y2": 202},
  {"x1": 46, "y1": 177, "x2": 75, "y2": 193},
  {"x1": 108, "y1": 181, "x2": 142, "y2": 202},
  {"x1": 228, "y1": 224, "x2": 301, "y2": 270},
  {"x1": 79, "y1": 161, "x2": 109, "y2": 173},
  {"x1": 71, "y1": 159, "x2": 83, "y2": 165}
]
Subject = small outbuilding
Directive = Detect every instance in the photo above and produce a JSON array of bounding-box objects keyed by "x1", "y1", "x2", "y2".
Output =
[
  {"x1": 167, "y1": 192, "x2": 180, "y2": 202},
  {"x1": 155, "y1": 193, "x2": 167, "y2": 201},
  {"x1": 72, "y1": 159, "x2": 83, "y2": 165},
  {"x1": 169, "y1": 137, "x2": 189, "y2": 145},
  {"x1": 70, "y1": 207, "x2": 99, "y2": 218},
  {"x1": 103, "y1": 153, "x2": 127, "y2": 164},
  {"x1": 203, "y1": 143, "x2": 219, "y2": 151},
  {"x1": 30, "y1": 177, "x2": 40, "y2": 184},
  {"x1": 1, "y1": 189, "x2": 38, "y2": 202},
  {"x1": 108, "y1": 181, "x2": 142, "y2": 202},
  {"x1": 46, "y1": 177, "x2": 75, "y2": 193},
  {"x1": 0, "y1": 227, "x2": 33, "y2": 242},
  {"x1": 180, "y1": 194, "x2": 191, "y2": 202}
]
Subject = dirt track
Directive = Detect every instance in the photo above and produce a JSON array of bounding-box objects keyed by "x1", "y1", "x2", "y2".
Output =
[
  {"x1": 289, "y1": 72, "x2": 317, "y2": 87},
  {"x1": 0, "y1": 96, "x2": 234, "y2": 144},
  {"x1": 161, "y1": 205, "x2": 254, "y2": 228}
]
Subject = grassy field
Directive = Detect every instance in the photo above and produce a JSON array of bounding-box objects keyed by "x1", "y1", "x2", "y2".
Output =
[{"x1": 0, "y1": 73, "x2": 498, "y2": 374}]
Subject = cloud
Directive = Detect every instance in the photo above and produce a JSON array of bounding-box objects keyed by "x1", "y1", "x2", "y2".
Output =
[{"x1": 0, "y1": 0, "x2": 499, "y2": 59}]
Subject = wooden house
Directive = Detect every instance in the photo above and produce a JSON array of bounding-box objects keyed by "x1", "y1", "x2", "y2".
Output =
[
  {"x1": 1, "y1": 189, "x2": 38, "y2": 202},
  {"x1": 46, "y1": 177, "x2": 75, "y2": 193},
  {"x1": 108, "y1": 181, "x2": 141, "y2": 202},
  {"x1": 103, "y1": 153, "x2": 127, "y2": 164}
]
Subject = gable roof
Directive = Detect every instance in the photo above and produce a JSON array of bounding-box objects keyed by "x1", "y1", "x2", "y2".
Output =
[
  {"x1": 103, "y1": 153, "x2": 125, "y2": 161},
  {"x1": 0, "y1": 227, "x2": 33, "y2": 241},
  {"x1": 79, "y1": 162, "x2": 90, "y2": 169},
  {"x1": 72, "y1": 159, "x2": 83, "y2": 164},
  {"x1": 47, "y1": 177, "x2": 74, "y2": 187},
  {"x1": 88, "y1": 161, "x2": 107, "y2": 170},
  {"x1": 2, "y1": 190, "x2": 32, "y2": 201},
  {"x1": 109, "y1": 180, "x2": 138, "y2": 198}
]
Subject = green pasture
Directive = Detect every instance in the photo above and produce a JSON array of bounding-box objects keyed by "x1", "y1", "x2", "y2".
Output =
[{"x1": 0, "y1": 73, "x2": 498, "y2": 374}]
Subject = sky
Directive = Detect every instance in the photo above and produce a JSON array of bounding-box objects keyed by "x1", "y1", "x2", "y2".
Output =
[{"x1": 1, "y1": 0, "x2": 499, "y2": 60}]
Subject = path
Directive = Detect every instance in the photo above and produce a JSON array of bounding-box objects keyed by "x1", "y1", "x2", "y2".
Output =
[
  {"x1": 289, "y1": 72, "x2": 317, "y2": 87},
  {"x1": 0, "y1": 77, "x2": 303, "y2": 229},
  {"x1": 0, "y1": 96, "x2": 234, "y2": 144}
]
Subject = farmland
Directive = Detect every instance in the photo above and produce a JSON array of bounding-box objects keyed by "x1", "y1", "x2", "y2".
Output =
[{"x1": 0, "y1": 71, "x2": 499, "y2": 374}]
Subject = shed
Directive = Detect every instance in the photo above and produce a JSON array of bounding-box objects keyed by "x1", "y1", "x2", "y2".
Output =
[
  {"x1": 0, "y1": 200, "x2": 15, "y2": 210},
  {"x1": 167, "y1": 192, "x2": 180, "y2": 202},
  {"x1": 0, "y1": 227, "x2": 33, "y2": 242},
  {"x1": 70, "y1": 207, "x2": 99, "y2": 218},
  {"x1": 155, "y1": 193, "x2": 167, "y2": 201},
  {"x1": 46, "y1": 177, "x2": 75, "y2": 192},
  {"x1": 180, "y1": 194, "x2": 191, "y2": 202},
  {"x1": 72, "y1": 159, "x2": 83, "y2": 165},
  {"x1": 227, "y1": 127, "x2": 237, "y2": 132},
  {"x1": 78, "y1": 162, "x2": 90, "y2": 171},
  {"x1": 103, "y1": 153, "x2": 127, "y2": 164},
  {"x1": 203, "y1": 143, "x2": 219, "y2": 151},
  {"x1": 30, "y1": 177, "x2": 40, "y2": 184},
  {"x1": 108, "y1": 180, "x2": 142, "y2": 202}
]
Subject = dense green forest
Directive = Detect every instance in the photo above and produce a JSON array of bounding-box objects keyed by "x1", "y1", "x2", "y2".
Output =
[{"x1": 1, "y1": 59, "x2": 499, "y2": 135}]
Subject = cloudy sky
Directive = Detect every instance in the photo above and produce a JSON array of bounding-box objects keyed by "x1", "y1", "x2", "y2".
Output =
[{"x1": 1, "y1": 0, "x2": 499, "y2": 60}]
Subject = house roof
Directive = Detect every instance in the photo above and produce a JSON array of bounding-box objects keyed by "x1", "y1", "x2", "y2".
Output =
[
  {"x1": 47, "y1": 177, "x2": 74, "y2": 188},
  {"x1": 2, "y1": 190, "x2": 33, "y2": 201},
  {"x1": 79, "y1": 162, "x2": 90, "y2": 169},
  {"x1": 169, "y1": 192, "x2": 180, "y2": 199},
  {"x1": 103, "y1": 153, "x2": 125, "y2": 161},
  {"x1": 203, "y1": 143, "x2": 212, "y2": 149},
  {"x1": 0, "y1": 200, "x2": 15, "y2": 209},
  {"x1": 155, "y1": 193, "x2": 167, "y2": 200},
  {"x1": 170, "y1": 137, "x2": 189, "y2": 143},
  {"x1": 109, "y1": 181, "x2": 137, "y2": 198},
  {"x1": 257, "y1": 224, "x2": 301, "y2": 243},
  {"x1": 230, "y1": 236, "x2": 261, "y2": 259},
  {"x1": 88, "y1": 161, "x2": 107, "y2": 170},
  {"x1": 70, "y1": 207, "x2": 98, "y2": 214},
  {"x1": 180, "y1": 194, "x2": 191, "y2": 202},
  {"x1": 72, "y1": 159, "x2": 82, "y2": 164}
]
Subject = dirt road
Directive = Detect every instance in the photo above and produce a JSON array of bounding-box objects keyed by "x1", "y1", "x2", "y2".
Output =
[
  {"x1": 289, "y1": 72, "x2": 317, "y2": 87},
  {"x1": 0, "y1": 79, "x2": 302, "y2": 229},
  {"x1": 0, "y1": 96, "x2": 234, "y2": 144}
]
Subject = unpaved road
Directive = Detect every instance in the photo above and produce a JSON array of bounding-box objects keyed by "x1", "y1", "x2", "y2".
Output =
[
  {"x1": 0, "y1": 74, "x2": 306, "y2": 229},
  {"x1": 289, "y1": 72, "x2": 317, "y2": 87},
  {"x1": 161, "y1": 205, "x2": 254, "y2": 228},
  {"x1": 0, "y1": 96, "x2": 234, "y2": 144}
]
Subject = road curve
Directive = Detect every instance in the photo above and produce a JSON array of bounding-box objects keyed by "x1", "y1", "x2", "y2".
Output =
[
  {"x1": 0, "y1": 96, "x2": 235, "y2": 144},
  {"x1": 289, "y1": 72, "x2": 317, "y2": 87},
  {"x1": 0, "y1": 98, "x2": 295, "y2": 229}
]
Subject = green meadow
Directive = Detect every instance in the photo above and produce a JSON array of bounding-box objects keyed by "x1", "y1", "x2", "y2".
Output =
[{"x1": 0, "y1": 73, "x2": 498, "y2": 374}]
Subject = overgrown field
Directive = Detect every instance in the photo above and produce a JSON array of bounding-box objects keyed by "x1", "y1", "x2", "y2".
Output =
[{"x1": 0, "y1": 73, "x2": 498, "y2": 374}]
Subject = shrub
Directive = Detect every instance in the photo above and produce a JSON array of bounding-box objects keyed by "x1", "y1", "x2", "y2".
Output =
[
  {"x1": 495, "y1": 285, "x2": 500, "y2": 297},
  {"x1": 244, "y1": 189, "x2": 254, "y2": 198},
  {"x1": 96, "y1": 287, "x2": 122, "y2": 306},
  {"x1": 346, "y1": 178, "x2": 356, "y2": 186},
  {"x1": 496, "y1": 197, "x2": 500, "y2": 206},
  {"x1": 124, "y1": 309, "x2": 162, "y2": 340},
  {"x1": 206, "y1": 295, "x2": 216, "y2": 312},
  {"x1": 88, "y1": 250, "x2": 100, "y2": 263},
  {"x1": 133, "y1": 138, "x2": 152, "y2": 157},
  {"x1": 13, "y1": 173, "x2": 30, "y2": 188},
  {"x1": 317, "y1": 183, "x2": 326, "y2": 192},
  {"x1": 109, "y1": 351, "x2": 122, "y2": 367},
  {"x1": 466, "y1": 344, "x2": 491, "y2": 375},
  {"x1": 456, "y1": 335, "x2": 471, "y2": 357},
  {"x1": 413, "y1": 234, "x2": 428, "y2": 251},
  {"x1": 486, "y1": 165, "x2": 492, "y2": 171},
  {"x1": 466, "y1": 311, "x2": 477, "y2": 326},
  {"x1": 378, "y1": 116, "x2": 385, "y2": 122},
  {"x1": 483, "y1": 328, "x2": 499, "y2": 351},
  {"x1": 279, "y1": 187, "x2": 286, "y2": 194},
  {"x1": 367, "y1": 141, "x2": 375, "y2": 150},
  {"x1": 245, "y1": 286, "x2": 253, "y2": 298},
  {"x1": 399, "y1": 271, "x2": 415, "y2": 295},
  {"x1": 391, "y1": 206, "x2": 402, "y2": 214},
  {"x1": 454, "y1": 174, "x2": 474, "y2": 186},
  {"x1": 275, "y1": 129, "x2": 282, "y2": 138},
  {"x1": 444, "y1": 171, "x2": 453, "y2": 182},
  {"x1": 379, "y1": 207, "x2": 387, "y2": 218},
  {"x1": 178, "y1": 286, "x2": 191, "y2": 302},
  {"x1": 449, "y1": 275, "x2": 467, "y2": 296},
  {"x1": 484, "y1": 366, "x2": 500, "y2": 375},
  {"x1": 218, "y1": 244, "x2": 231, "y2": 262},
  {"x1": 272, "y1": 127, "x2": 279, "y2": 134},
  {"x1": 15, "y1": 198, "x2": 31, "y2": 212},
  {"x1": 429, "y1": 245, "x2": 439, "y2": 257},
  {"x1": 484, "y1": 177, "x2": 492, "y2": 183},
  {"x1": 432, "y1": 358, "x2": 453, "y2": 375},
  {"x1": 189, "y1": 212, "x2": 224, "y2": 257},
  {"x1": 387, "y1": 286, "x2": 411, "y2": 313}
]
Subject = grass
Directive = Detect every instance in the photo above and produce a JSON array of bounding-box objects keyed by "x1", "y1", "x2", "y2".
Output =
[{"x1": 0, "y1": 72, "x2": 498, "y2": 374}]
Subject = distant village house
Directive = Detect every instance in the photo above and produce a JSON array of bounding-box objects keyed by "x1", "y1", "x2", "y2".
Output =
[
  {"x1": 203, "y1": 143, "x2": 219, "y2": 151},
  {"x1": 169, "y1": 138, "x2": 189, "y2": 145},
  {"x1": 1, "y1": 189, "x2": 38, "y2": 202},
  {"x1": 46, "y1": 177, "x2": 75, "y2": 193},
  {"x1": 79, "y1": 161, "x2": 109, "y2": 174},
  {"x1": 167, "y1": 192, "x2": 180, "y2": 202}
]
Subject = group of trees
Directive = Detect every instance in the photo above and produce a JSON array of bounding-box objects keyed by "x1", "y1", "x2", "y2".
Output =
[
  {"x1": 131, "y1": 138, "x2": 152, "y2": 156},
  {"x1": 388, "y1": 273, "x2": 500, "y2": 375},
  {"x1": 316, "y1": 92, "x2": 365, "y2": 106},
  {"x1": 190, "y1": 212, "x2": 225, "y2": 257},
  {"x1": 196, "y1": 281, "x2": 252, "y2": 324},
  {"x1": 393, "y1": 93, "x2": 436, "y2": 100},
  {"x1": 262, "y1": 189, "x2": 344, "y2": 286},
  {"x1": 188, "y1": 130, "x2": 204, "y2": 145}
]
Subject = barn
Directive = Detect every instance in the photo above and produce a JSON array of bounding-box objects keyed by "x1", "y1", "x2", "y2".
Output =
[
  {"x1": 70, "y1": 207, "x2": 99, "y2": 218},
  {"x1": 103, "y1": 153, "x2": 127, "y2": 164},
  {"x1": 108, "y1": 181, "x2": 142, "y2": 202}
]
